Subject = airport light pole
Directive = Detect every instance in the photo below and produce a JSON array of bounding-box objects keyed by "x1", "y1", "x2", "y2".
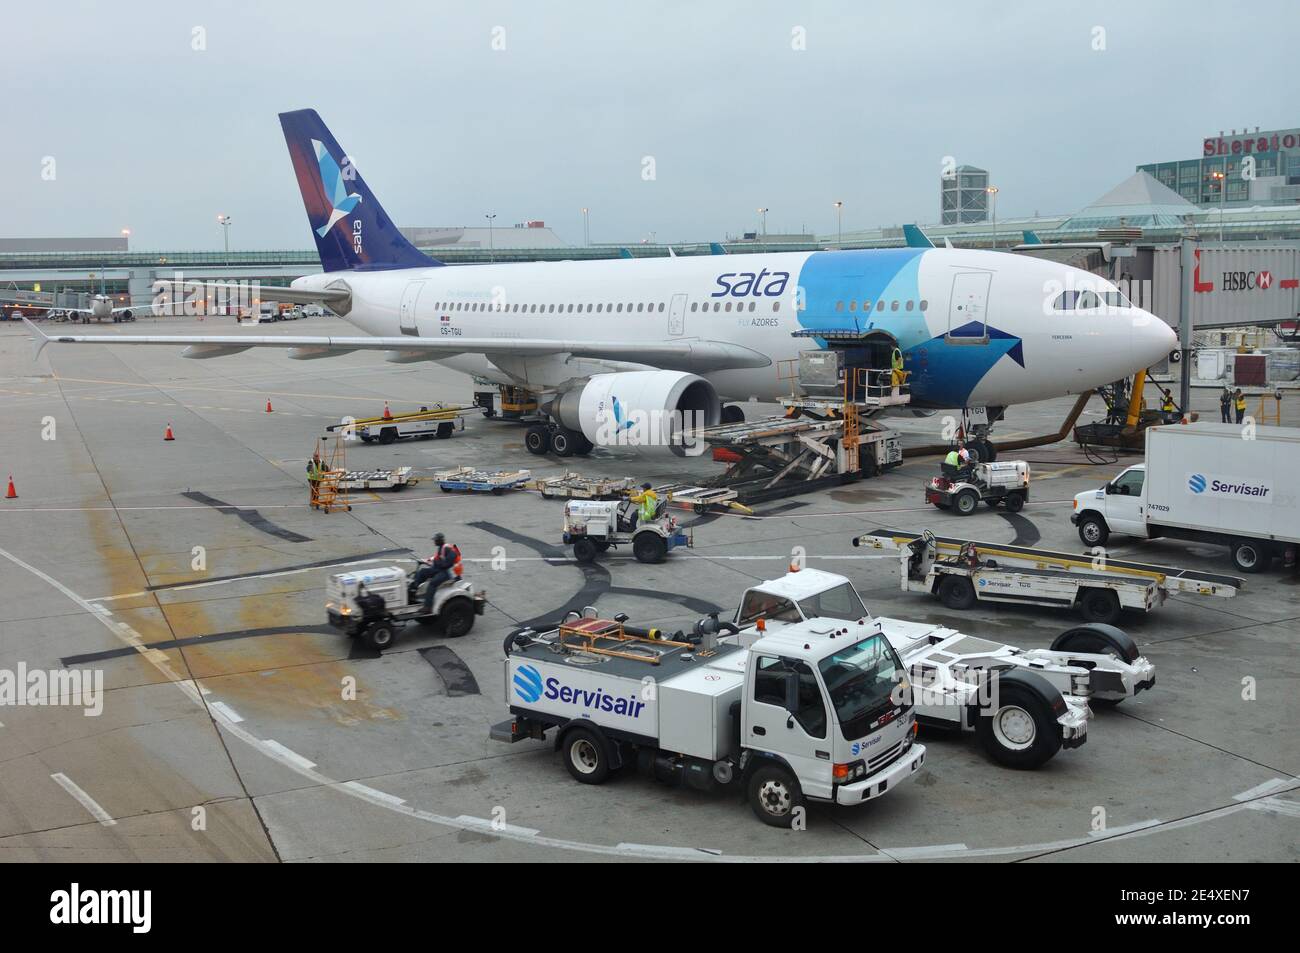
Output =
[
  {"x1": 217, "y1": 214, "x2": 232, "y2": 266},
  {"x1": 833, "y1": 201, "x2": 843, "y2": 248},
  {"x1": 582, "y1": 207, "x2": 590, "y2": 246},
  {"x1": 758, "y1": 207, "x2": 769, "y2": 240},
  {"x1": 485, "y1": 213, "x2": 497, "y2": 262},
  {"x1": 986, "y1": 186, "x2": 999, "y2": 250},
  {"x1": 1211, "y1": 170, "x2": 1226, "y2": 242}
]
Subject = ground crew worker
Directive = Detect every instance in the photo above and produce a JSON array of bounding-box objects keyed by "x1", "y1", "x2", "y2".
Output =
[
  {"x1": 629, "y1": 482, "x2": 659, "y2": 524},
  {"x1": 306, "y1": 452, "x2": 325, "y2": 506},
  {"x1": 414, "y1": 533, "x2": 459, "y2": 612},
  {"x1": 1220, "y1": 387, "x2": 1233, "y2": 423},
  {"x1": 890, "y1": 347, "x2": 906, "y2": 396},
  {"x1": 1234, "y1": 388, "x2": 1247, "y2": 424},
  {"x1": 1161, "y1": 390, "x2": 1175, "y2": 414}
]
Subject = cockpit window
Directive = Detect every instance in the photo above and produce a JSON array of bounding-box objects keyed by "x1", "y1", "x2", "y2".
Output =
[
  {"x1": 1102, "y1": 290, "x2": 1131, "y2": 308},
  {"x1": 1076, "y1": 291, "x2": 1102, "y2": 310},
  {"x1": 1053, "y1": 290, "x2": 1079, "y2": 311}
]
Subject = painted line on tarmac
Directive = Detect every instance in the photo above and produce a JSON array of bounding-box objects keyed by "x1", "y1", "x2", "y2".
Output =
[
  {"x1": 1233, "y1": 777, "x2": 1292, "y2": 801},
  {"x1": 50, "y1": 773, "x2": 116, "y2": 827},
  {"x1": 88, "y1": 551, "x2": 411, "y2": 602},
  {"x1": 7, "y1": 543, "x2": 1296, "y2": 863}
]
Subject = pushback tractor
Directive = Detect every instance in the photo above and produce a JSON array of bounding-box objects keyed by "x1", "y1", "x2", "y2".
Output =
[
  {"x1": 730, "y1": 567, "x2": 1157, "y2": 768},
  {"x1": 492, "y1": 609, "x2": 925, "y2": 828}
]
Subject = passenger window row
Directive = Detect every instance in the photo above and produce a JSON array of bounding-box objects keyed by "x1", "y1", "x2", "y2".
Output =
[
  {"x1": 834, "y1": 299, "x2": 928, "y2": 314},
  {"x1": 433, "y1": 301, "x2": 670, "y2": 314}
]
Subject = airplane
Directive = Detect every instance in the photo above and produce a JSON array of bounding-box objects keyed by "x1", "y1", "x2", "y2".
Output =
[
  {"x1": 3, "y1": 288, "x2": 150, "y2": 324},
  {"x1": 25, "y1": 108, "x2": 1178, "y2": 459}
]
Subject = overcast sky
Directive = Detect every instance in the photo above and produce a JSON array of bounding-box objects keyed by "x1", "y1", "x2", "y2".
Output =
[{"x1": 5, "y1": 0, "x2": 1297, "y2": 250}]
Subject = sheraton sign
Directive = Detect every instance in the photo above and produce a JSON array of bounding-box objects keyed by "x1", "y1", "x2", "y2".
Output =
[{"x1": 1203, "y1": 129, "x2": 1300, "y2": 156}]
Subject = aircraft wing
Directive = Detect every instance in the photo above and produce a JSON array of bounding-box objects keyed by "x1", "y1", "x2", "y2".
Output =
[{"x1": 22, "y1": 318, "x2": 769, "y2": 374}]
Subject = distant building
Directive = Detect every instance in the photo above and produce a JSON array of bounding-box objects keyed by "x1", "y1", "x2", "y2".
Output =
[
  {"x1": 0, "y1": 236, "x2": 129, "y2": 253},
  {"x1": 941, "y1": 165, "x2": 990, "y2": 224},
  {"x1": 1138, "y1": 127, "x2": 1300, "y2": 208}
]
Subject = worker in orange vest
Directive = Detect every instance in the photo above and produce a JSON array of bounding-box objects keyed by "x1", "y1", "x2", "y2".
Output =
[{"x1": 414, "y1": 533, "x2": 462, "y2": 612}]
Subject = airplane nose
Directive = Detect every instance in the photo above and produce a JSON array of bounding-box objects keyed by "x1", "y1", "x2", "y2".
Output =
[{"x1": 1131, "y1": 309, "x2": 1178, "y2": 366}]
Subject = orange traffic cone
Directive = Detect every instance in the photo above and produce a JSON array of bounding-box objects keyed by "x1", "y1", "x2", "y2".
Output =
[
  {"x1": 5, "y1": 476, "x2": 16, "y2": 499},
  {"x1": 164, "y1": 423, "x2": 175, "y2": 441},
  {"x1": 266, "y1": 398, "x2": 274, "y2": 413},
  {"x1": 382, "y1": 401, "x2": 393, "y2": 420}
]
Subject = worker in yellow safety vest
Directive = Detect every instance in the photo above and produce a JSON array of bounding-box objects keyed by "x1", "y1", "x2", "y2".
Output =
[
  {"x1": 890, "y1": 347, "x2": 906, "y2": 396},
  {"x1": 629, "y1": 483, "x2": 659, "y2": 524},
  {"x1": 306, "y1": 453, "x2": 326, "y2": 505},
  {"x1": 1161, "y1": 391, "x2": 1175, "y2": 413},
  {"x1": 1234, "y1": 389, "x2": 1247, "y2": 424}
]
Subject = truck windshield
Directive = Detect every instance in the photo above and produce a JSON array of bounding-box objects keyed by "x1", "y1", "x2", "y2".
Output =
[
  {"x1": 736, "y1": 591, "x2": 803, "y2": 626},
  {"x1": 817, "y1": 634, "x2": 904, "y2": 740},
  {"x1": 797, "y1": 583, "x2": 867, "y2": 622}
]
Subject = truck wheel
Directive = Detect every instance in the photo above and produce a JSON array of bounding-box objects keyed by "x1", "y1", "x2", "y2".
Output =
[
  {"x1": 378, "y1": 428, "x2": 397, "y2": 445},
  {"x1": 441, "y1": 598, "x2": 475, "y2": 637},
  {"x1": 975, "y1": 680, "x2": 1062, "y2": 769},
  {"x1": 633, "y1": 533, "x2": 668, "y2": 564},
  {"x1": 937, "y1": 575, "x2": 976, "y2": 610},
  {"x1": 1004, "y1": 492, "x2": 1025, "y2": 513},
  {"x1": 1077, "y1": 588, "x2": 1121, "y2": 625},
  {"x1": 436, "y1": 422, "x2": 454, "y2": 439},
  {"x1": 363, "y1": 623, "x2": 396, "y2": 650},
  {"x1": 747, "y1": 763, "x2": 805, "y2": 828},
  {"x1": 524, "y1": 425, "x2": 550, "y2": 456},
  {"x1": 953, "y1": 489, "x2": 979, "y2": 516},
  {"x1": 572, "y1": 538, "x2": 599, "y2": 563},
  {"x1": 563, "y1": 727, "x2": 611, "y2": 784},
  {"x1": 1231, "y1": 539, "x2": 1269, "y2": 574},
  {"x1": 1076, "y1": 515, "x2": 1109, "y2": 546}
]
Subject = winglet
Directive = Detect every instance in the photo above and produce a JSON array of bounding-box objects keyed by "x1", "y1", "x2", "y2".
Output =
[
  {"x1": 618, "y1": 247, "x2": 634, "y2": 259},
  {"x1": 709, "y1": 242, "x2": 728, "y2": 256},
  {"x1": 21, "y1": 316, "x2": 51, "y2": 361},
  {"x1": 1022, "y1": 230, "x2": 1042, "y2": 245},
  {"x1": 902, "y1": 224, "x2": 935, "y2": 249}
]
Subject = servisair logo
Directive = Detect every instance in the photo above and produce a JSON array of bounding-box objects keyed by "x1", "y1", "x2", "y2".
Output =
[
  {"x1": 312, "y1": 138, "x2": 362, "y2": 237},
  {"x1": 511, "y1": 664, "x2": 647, "y2": 718},
  {"x1": 1186, "y1": 472, "x2": 1272, "y2": 501}
]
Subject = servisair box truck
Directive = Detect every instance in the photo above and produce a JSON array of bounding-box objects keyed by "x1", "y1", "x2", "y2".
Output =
[{"x1": 1072, "y1": 423, "x2": 1300, "y2": 573}]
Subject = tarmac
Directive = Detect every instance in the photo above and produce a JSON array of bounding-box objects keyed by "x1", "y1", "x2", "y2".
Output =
[{"x1": 0, "y1": 314, "x2": 1296, "y2": 863}]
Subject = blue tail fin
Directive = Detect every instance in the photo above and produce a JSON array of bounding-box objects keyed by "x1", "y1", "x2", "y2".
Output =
[
  {"x1": 279, "y1": 109, "x2": 438, "y2": 272},
  {"x1": 902, "y1": 224, "x2": 935, "y2": 249}
]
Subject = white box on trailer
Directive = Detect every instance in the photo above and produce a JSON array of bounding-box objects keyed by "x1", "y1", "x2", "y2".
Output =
[{"x1": 1144, "y1": 423, "x2": 1300, "y2": 544}]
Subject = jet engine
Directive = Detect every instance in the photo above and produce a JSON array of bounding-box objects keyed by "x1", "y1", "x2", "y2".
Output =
[{"x1": 550, "y1": 371, "x2": 721, "y2": 456}]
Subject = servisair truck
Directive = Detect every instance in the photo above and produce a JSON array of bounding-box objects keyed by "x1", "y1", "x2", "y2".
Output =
[
  {"x1": 1072, "y1": 423, "x2": 1300, "y2": 574},
  {"x1": 491, "y1": 611, "x2": 925, "y2": 828}
]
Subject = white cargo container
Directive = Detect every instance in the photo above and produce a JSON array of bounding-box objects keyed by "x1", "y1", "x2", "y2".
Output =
[{"x1": 1072, "y1": 423, "x2": 1300, "y2": 572}]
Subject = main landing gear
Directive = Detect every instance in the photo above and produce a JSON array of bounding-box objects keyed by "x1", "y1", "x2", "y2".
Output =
[
  {"x1": 524, "y1": 422, "x2": 593, "y2": 457},
  {"x1": 958, "y1": 406, "x2": 1003, "y2": 463}
]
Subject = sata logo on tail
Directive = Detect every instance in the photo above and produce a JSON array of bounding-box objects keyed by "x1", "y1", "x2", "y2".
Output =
[{"x1": 312, "y1": 138, "x2": 362, "y2": 237}]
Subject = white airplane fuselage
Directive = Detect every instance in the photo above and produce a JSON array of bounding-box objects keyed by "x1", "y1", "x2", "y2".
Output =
[{"x1": 292, "y1": 247, "x2": 1176, "y2": 410}]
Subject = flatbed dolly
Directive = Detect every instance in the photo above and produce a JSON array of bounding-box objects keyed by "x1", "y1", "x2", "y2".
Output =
[
  {"x1": 530, "y1": 472, "x2": 637, "y2": 500},
  {"x1": 657, "y1": 483, "x2": 753, "y2": 515},
  {"x1": 334, "y1": 466, "x2": 416, "y2": 492},
  {"x1": 853, "y1": 528, "x2": 1241, "y2": 624},
  {"x1": 434, "y1": 466, "x2": 532, "y2": 494}
]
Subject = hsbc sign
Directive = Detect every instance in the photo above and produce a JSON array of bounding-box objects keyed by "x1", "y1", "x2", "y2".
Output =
[{"x1": 1221, "y1": 270, "x2": 1272, "y2": 292}]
